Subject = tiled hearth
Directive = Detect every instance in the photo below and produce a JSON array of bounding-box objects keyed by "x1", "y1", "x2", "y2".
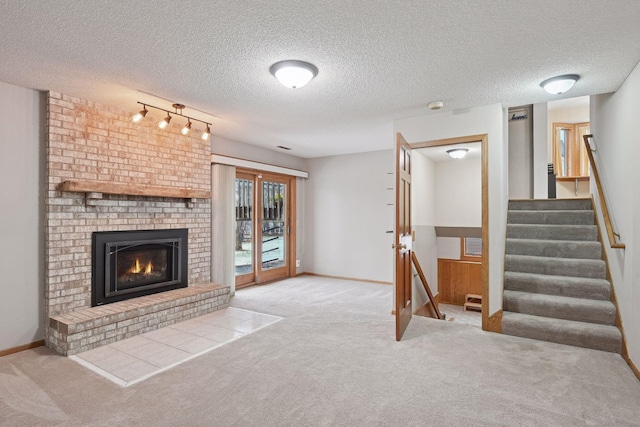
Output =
[
  {"x1": 70, "y1": 307, "x2": 282, "y2": 387},
  {"x1": 44, "y1": 92, "x2": 221, "y2": 355}
]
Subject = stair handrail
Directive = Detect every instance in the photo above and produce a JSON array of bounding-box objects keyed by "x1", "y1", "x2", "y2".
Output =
[
  {"x1": 411, "y1": 252, "x2": 444, "y2": 320},
  {"x1": 583, "y1": 134, "x2": 625, "y2": 249}
]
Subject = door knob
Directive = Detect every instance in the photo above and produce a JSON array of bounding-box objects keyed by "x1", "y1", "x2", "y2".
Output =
[{"x1": 391, "y1": 243, "x2": 407, "y2": 250}]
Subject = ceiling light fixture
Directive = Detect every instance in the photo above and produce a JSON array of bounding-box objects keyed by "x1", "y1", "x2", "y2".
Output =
[
  {"x1": 269, "y1": 60, "x2": 318, "y2": 89},
  {"x1": 540, "y1": 74, "x2": 580, "y2": 95},
  {"x1": 181, "y1": 119, "x2": 192, "y2": 136},
  {"x1": 447, "y1": 148, "x2": 469, "y2": 159},
  {"x1": 131, "y1": 102, "x2": 213, "y2": 140},
  {"x1": 132, "y1": 105, "x2": 148, "y2": 123},
  {"x1": 428, "y1": 101, "x2": 444, "y2": 110}
]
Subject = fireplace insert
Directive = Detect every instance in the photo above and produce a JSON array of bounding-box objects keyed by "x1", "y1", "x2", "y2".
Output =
[{"x1": 92, "y1": 229, "x2": 188, "y2": 306}]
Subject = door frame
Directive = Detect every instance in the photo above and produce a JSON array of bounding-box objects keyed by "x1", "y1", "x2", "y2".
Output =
[
  {"x1": 409, "y1": 133, "x2": 496, "y2": 332},
  {"x1": 234, "y1": 168, "x2": 297, "y2": 288}
]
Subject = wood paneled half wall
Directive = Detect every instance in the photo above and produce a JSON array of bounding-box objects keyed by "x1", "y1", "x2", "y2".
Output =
[{"x1": 437, "y1": 258, "x2": 482, "y2": 305}]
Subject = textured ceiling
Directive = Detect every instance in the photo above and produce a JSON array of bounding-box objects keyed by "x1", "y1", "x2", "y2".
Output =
[{"x1": 1, "y1": 1, "x2": 639, "y2": 158}]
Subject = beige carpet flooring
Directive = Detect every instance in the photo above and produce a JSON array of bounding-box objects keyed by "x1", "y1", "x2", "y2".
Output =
[
  {"x1": 1, "y1": 275, "x2": 639, "y2": 426},
  {"x1": 439, "y1": 303, "x2": 482, "y2": 327}
]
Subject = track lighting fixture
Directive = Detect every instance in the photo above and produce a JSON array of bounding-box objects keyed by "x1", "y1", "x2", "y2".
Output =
[
  {"x1": 181, "y1": 119, "x2": 192, "y2": 136},
  {"x1": 132, "y1": 105, "x2": 148, "y2": 123},
  {"x1": 131, "y1": 102, "x2": 212, "y2": 140}
]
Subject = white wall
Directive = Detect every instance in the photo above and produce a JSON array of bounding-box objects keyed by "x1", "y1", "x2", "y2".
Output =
[
  {"x1": 556, "y1": 179, "x2": 590, "y2": 199},
  {"x1": 434, "y1": 158, "x2": 482, "y2": 227},
  {"x1": 394, "y1": 103, "x2": 507, "y2": 318},
  {"x1": 303, "y1": 150, "x2": 394, "y2": 282},
  {"x1": 411, "y1": 151, "x2": 437, "y2": 308},
  {"x1": 0, "y1": 81, "x2": 44, "y2": 351},
  {"x1": 590, "y1": 59, "x2": 640, "y2": 368},
  {"x1": 508, "y1": 106, "x2": 533, "y2": 199},
  {"x1": 437, "y1": 237, "x2": 461, "y2": 259},
  {"x1": 532, "y1": 103, "x2": 548, "y2": 199},
  {"x1": 212, "y1": 136, "x2": 305, "y2": 171}
]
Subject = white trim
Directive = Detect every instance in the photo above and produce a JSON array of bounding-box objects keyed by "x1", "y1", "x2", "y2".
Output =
[{"x1": 211, "y1": 154, "x2": 309, "y2": 178}]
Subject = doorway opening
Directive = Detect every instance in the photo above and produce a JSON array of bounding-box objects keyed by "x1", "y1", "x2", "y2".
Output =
[
  {"x1": 395, "y1": 133, "x2": 491, "y2": 339},
  {"x1": 413, "y1": 138, "x2": 484, "y2": 329},
  {"x1": 547, "y1": 96, "x2": 591, "y2": 199},
  {"x1": 235, "y1": 170, "x2": 296, "y2": 288}
]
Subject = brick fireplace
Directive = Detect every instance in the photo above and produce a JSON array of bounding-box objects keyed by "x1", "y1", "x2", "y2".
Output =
[{"x1": 44, "y1": 92, "x2": 228, "y2": 355}]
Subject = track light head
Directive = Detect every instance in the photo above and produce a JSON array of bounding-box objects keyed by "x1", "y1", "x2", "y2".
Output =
[
  {"x1": 181, "y1": 120, "x2": 192, "y2": 136},
  {"x1": 201, "y1": 124, "x2": 211, "y2": 141},
  {"x1": 132, "y1": 106, "x2": 148, "y2": 123},
  {"x1": 158, "y1": 113, "x2": 171, "y2": 129}
]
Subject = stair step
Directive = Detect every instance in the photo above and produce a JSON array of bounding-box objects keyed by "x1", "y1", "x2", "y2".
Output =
[
  {"x1": 506, "y1": 238, "x2": 602, "y2": 259},
  {"x1": 508, "y1": 199, "x2": 592, "y2": 211},
  {"x1": 507, "y1": 210, "x2": 594, "y2": 225},
  {"x1": 506, "y1": 224, "x2": 598, "y2": 241},
  {"x1": 464, "y1": 302, "x2": 482, "y2": 311},
  {"x1": 503, "y1": 290, "x2": 616, "y2": 325},
  {"x1": 502, "y1": 311, "x2": 621, "y2": 353},
  {"x1": 504, "y1": 272, "x2": 611, "y2": 301},
  {"x1": 505, "y1": 254, "x2": 606, "y2": 279}
]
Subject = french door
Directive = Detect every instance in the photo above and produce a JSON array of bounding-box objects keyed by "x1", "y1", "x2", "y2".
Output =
[{"x1": 235, "y1": 171, "x2": 295, "y2": 287}]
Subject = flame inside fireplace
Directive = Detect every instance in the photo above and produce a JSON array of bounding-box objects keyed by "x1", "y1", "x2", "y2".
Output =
[{"x1": 130, "y1": 258, "x2": 153, "y2": 275}]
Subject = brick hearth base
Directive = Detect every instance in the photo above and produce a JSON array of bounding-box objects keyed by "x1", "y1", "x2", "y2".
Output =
[{"x1": 48, "y1": 283, "x2": 230, "y2": 356}]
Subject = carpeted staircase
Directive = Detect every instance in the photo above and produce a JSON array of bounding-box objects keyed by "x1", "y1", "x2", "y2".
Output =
[{"x1": 502, "y1": 198, "x2": 622, "y2": 353}]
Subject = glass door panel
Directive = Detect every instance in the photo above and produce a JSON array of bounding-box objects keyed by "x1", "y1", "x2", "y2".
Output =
[
  {"x1": 257, "y1": 175, "x2": 289, "y2": 283},
  {"x1": 235, "y1": 174, "x2": 254, "y2": 287},
  {"x1": 261, "y1": 180, "x2": 286, "y2": 270}
]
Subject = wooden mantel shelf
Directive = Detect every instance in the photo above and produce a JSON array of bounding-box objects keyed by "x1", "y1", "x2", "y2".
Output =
[{"x1": 58, "y1": 180, "x2": 211, "y2": 201}]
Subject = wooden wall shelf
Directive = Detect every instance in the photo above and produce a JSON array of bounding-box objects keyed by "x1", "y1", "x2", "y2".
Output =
[
  {"x1": 58, "y1": 180, "x2": 210, "y2": 208},
  {"x1": 556, "y1": 176, "x2": 590, "y2": 182}
]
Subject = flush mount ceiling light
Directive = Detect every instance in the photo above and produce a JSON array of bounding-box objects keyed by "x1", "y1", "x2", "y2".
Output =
[
  {"x1": 132, "y1": 102, "x2": 212, "y2": 140},
  {"x1": 447, "y1": 148, "x2": 469, "y2": 159},
  {"x1": 540, "y1": 74, "x2": 580, "y2": 95},
  {"x1": 269, "y1": 60, "x2": 319, "y2": 89},
  {"x1": 428, "y1": 101, "x2": 444, "y2": 110}
]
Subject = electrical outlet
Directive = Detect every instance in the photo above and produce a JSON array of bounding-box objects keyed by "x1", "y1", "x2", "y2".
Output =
[{"x1": 296, "y1": 259, "x2": 301, "y2": 268}]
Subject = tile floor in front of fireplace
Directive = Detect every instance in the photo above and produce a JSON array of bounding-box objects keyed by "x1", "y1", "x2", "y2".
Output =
[{"x1": 69, "y1": 307, "x2": 282, "y2": 387}]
